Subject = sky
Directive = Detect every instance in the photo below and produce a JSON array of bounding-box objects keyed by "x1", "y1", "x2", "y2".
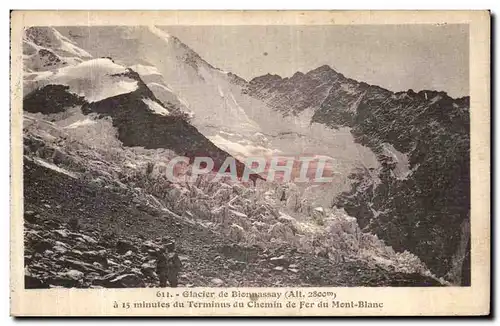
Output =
[{"x1": 161, "y1": 24, "x2": 469, "y2": 98}]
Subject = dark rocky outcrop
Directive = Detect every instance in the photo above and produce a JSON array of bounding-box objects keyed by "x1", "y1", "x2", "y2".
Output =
[
  {"x1": 23, "y1": 84, "x2": 85, "y2": 114},
  {"x1": 23, "y1": 67, "x2": 264, "y2": 183}
]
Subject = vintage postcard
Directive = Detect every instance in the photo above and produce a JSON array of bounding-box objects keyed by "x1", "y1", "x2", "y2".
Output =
[{"x1": 10, "y1": 10, "x2": 490, "y2": 316}]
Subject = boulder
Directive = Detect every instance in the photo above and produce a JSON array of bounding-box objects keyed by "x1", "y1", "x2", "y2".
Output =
[
  {"x1": 92, "y1": 262, "x2": 104, "y2": 270},
  {"x1": 61, "y1": 258, "x2": 104, "y2": 273},
  {"x1": 140, "y1": 240, "x2": 160, "y2": 252},
  {"x1": 141, "y1": 261, "x2": 157, "y2": 279},
  {"x1": 82, "y1": 250, "x2": 106, "y2": 261},
  {"x1": 268, "y1": 222, "x2": 296, "y2": 243},
  {"x1": 228, "y1": 260, "x2": 247, "y2": 271},
  {"x1": 116, "y1": 239, "x2": 137, "y2": 254},
  {"x1": 78, "y1": 234, "x2": 98, "y2": 244},
  {"x1": 66, "y1": 250, "x2": 83, "y2": 260},
  {"x1": 64, "y1": 269, "x2": 84, "y2": 281},
  {"x1": 54, "y1": 240, "x2": 70, "y2": 248},
  {"x1": 269, "y1": 255, "x2": 289, "y2": 267},
  {"x1": 50, "y1": 272, "x2": 83, "y2": 288},
  {"x1": 24, "y1": 230, "x2": 43, "y2": 242},
  {"x1": 43, "y1": 250, "x2": 54, "y2": 257},
  {"x1": 25, "y1": 273, "x2": 49, "y2": 289},
  {"x1": 31, "y1": 239, "x2": 54, "y2": 253},
  {"x1": 285, "y1": 191, "x2": 301, "y2": 212},
  {"x1": 341, "y1": 216, "x2": 360, "y2": 237},
  {"x1": 80, "y1": 250, "x2": 109, "y2": 269},
  {"x1": 107, "y1": 273, "x2": 145, "y2": 288},
  {"x1": 210, "y1": 278, "x2": 224, "y2": 286},
  {"x1": 24, "y1": 210, "x2": 38, "y2": 224},
  {"x1": 277, "y1": 213, "x2": 296, "y2": 225},
  {"x1": 43, "y1": 219, "x2": 61, "y2": 228},
  {"x1": 228, "y1": 210, "x2": 251, "y2": 230},
  {"x1": 252, "y1": 221, "x2": 267, "y2": 231},
  {"x1": 228, "y1": 224, "x2": 245, "y2": 242},
  {"x1": 91, "y1": 273, "x2": 116, "y2": 287},
  {"x1": 54, "y1": 229, "x2": 69, "y2": 238},
  {"x1": 312, "y1": 207, "x2": 326, "y2": 225}
]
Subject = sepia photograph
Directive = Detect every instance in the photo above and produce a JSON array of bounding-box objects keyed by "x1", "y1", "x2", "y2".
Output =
[{"x1": 10, "y1": 10, "x2": 490, "y2": 316}]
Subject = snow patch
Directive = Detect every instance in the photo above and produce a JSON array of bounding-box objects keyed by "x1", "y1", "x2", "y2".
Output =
[
  {"x1": 130, "y1": 64, "x2": 161, "y2": 76},
  {"x1": 58, "y1": 39, "x2": 92, "y2": 58},
  {"x1": 209, "y1": 134, "x2": 280, "y2": 159},
  {"x1": 146, "y1": 82, "x2": 193, "y2": 117},
  {"x1": 64, "y1": 118, "x2": 96, "y2": 129},
  {"x1": 381, "y1": 143, "x2": 411, "y2": 180},
  {"x1": 53, "y1": 58, "x2": 128, "y2": 78},
  {"x1": 340, "y1": 83, "x2": 358, "y2": 95},
  {"x1": 429, "y1": 95, "x2": 443, "y2": 105},
  {"x1": 31, "y1": 157, "x2": 78, "y2": 178},
  {"x1": 39, "y1": 108, "x2": 124, "y2": 150},
  {"x1": 50, "y1": 28, "x2": 92, "y2": 58},
  {"x1": 218, "y1": 85, "x2": 224, "y2": 97},
  {"x1": 147, "y1": 25, "x2": 173, "y2": 43},
  {"x1": 219, "y1": 131, "x2": 237, "y2": 137},
  {"x1": 148, "y1": 82, "x2": 174, "y2": 93}
]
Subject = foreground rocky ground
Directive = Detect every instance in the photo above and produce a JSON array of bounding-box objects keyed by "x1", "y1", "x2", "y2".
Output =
[{"x1": 24, "y1": 159, "x2": 442, "y2": 288}]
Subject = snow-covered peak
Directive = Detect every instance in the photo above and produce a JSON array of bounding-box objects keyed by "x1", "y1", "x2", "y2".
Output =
[
  {"x1": 27, "y1": 58, "x2": 138, "y2": 103},
  {"x1": 23, "y1": 27, "x2": 93, "y2": 74},
  {"x1": 56, "y1": 58, "x2": 128, "y2": 77},
  {"x1": 24, "y1": 27, "x2": 92, "y2": 59},
  {"x1": 146, "y1": 25, "x2": 173, "y2": 43},
  {"x1": 129, "y1": 64, "x2": 161, "y2": 76}
]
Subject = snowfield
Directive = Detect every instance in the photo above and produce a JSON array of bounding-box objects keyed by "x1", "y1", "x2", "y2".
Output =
[
  {"x1": 24, "y1": 26, "x2": 92, "y2": 59},
  {"x1": 52, "y1": 26, "x2": 380, "y2": 190},
  {"x1": 142, "y1": 98, "x2": 170, "y2": 116}
]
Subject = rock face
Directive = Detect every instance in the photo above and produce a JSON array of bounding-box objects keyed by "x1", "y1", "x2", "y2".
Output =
[
  {"x1": 23, "y1": 85, "x2": 86, "y2": 114},
  {"x1": 23, "y1": 157, "x2": 444, "y2": 288},
  {"x1": 247, "y1": 65, "x2": 470, "y2": 283},
  {"x1": 23, "y1": 62, "x2": 263, "y2": 183},
  {"x1": 23, "y1": 26, "x2": 265, "y2": 182},
  {"x1": 23, "y1": 211, "x2": 164, "y2": 289}
]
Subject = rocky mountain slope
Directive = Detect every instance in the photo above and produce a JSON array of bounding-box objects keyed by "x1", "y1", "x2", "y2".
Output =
[
  {"x1": 246, "y1": 65, "x2": 470, "y2": 284},
  {"x1": 24, "y1": 157, "x2": 442, "y2": 288},
  {"x1": 23, "y1": 27, "x2": 259, "y2": 180}
]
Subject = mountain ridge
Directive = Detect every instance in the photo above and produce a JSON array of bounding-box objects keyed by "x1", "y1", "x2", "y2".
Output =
[{"x1": 249, "y1": 64, "x2": 469, "y2": 101}]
